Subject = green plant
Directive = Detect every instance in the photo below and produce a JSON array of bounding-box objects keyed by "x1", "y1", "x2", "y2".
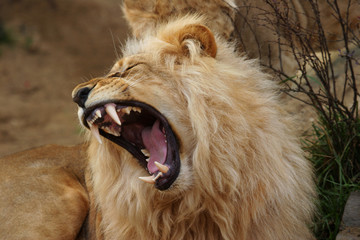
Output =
[{"x1": 305, "y1": 113, "x2": 360, "y2": 239}]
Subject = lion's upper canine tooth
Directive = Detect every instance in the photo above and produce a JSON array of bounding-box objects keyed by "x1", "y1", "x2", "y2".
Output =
[
  {"x1": 89, "y1": 122, "x2": 102, "y2": 144},
  {"x1": 154, "y1": 161, "x2": 169, "y2": 174},
  {"x1": 105, "y1": 103, "x2": 122, "y2": 126},
  {"x1": 138, "y1": 175, "x2": 155, "y2": 184}
]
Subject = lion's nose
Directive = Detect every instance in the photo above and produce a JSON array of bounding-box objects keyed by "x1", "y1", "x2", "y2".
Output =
[{"x1": 72, "y1": 86, "x2": 91, "y2": 108}]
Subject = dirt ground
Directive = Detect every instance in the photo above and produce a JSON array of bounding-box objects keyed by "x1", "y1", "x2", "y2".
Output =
[
  {"x1": 0, "y1": 0, "x2": 130, "y2": 157},
  {"x1": 0, "y1": 0, "x2": 358, "y2": 158}
]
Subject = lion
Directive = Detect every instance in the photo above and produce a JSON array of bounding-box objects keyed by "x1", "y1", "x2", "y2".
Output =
[
  {"x1": 0, "y1": 144, "x2": 89, "y2": 240},
  {"x1": 123, "y1": 0, "x2": 360, "y2": 74},
  {"x1": 70, "y1": 15, "x2": 316, "y2": 239}
]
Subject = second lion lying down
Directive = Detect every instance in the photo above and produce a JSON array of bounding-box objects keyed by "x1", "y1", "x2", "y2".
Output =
[{"x1": 72, "y1": 15, "x2": 316, "y2": 239}]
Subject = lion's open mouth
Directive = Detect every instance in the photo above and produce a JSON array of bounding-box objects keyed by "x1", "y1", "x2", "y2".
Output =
[{"x1": 82, "y1": 101, "x2": 180, "y2": 191}]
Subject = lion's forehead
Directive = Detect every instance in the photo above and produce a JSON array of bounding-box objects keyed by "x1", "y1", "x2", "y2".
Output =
[
  {"x1": 109, "y1": 55, "x2": 149, "y2": 74},
  {"x1": 110, "y1": 57, "x2": 133, "y2": 73}
]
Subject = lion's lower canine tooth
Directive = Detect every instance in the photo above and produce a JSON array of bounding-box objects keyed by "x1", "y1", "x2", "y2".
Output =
[
  {"x1": 105, "y1": 103, "x2": 122, "y2": 126},
  {"x1": 89, "y1": 123, "x2": 102, "y2": 144},
  {"x1": 154, "y1": 161, "x2": 169, "y2": 173},
  {"x1": 138, "y1": 176, "x2": 155, "y2": 184}
]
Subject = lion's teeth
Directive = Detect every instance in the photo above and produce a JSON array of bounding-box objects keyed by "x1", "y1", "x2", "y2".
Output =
[
  {"x1": 89, "y1": 116, "x2": 98, "y2": 124},
  {"x1": 121, "y1": 106, "x2": 141, "y2": 115},
  {"x1": 105, "y1": 103, "x2": 122, "y2": 126},
  {"x1": 122, "y1": 107, "x2": 132, "y2": 115},
  {"x1": 92, "y1": 115, "x2": 99, "y2": 122},
  {"x1": 132, "y1": 107, "x2": 142, "y2": 113},
  {"x1": 112, "y1": 132, "x2": 120, "y2": 137},
  {"x1": 89, "y1": 123, "x2": 102, "y2": 144},
  {"x1": 154, "y1": 161, "x2": 169, "y2": 174},
  {"x1": 95, "y1": 109, "x2": 102, "y2": 118},
  {"x1": 141, "y1": 149, "x2": 150, "y2": 157},
  {"x1": 145, "y1": 158, "x2": 150, "y2": 162},
  {"x1": 102, "y1": 126, "x2": 121, "y2": 137},
  {"x1": 153, "y1": 172, "x2": 163, "y2": 181},
  {"x1": 138, "y1": 175, "x2": 155, "y2": 184}
]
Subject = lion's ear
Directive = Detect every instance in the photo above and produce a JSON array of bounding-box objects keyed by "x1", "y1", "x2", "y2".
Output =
[
  {"x1": 177, "y1": 24, "x2": 217, "y2": 58},
  {"x1": 160, "y1": 23, "x2": 217, "y2": 59}
]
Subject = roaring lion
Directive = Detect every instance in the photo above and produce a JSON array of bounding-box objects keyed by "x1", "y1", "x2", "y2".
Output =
[{"x1": 70, "y1": 15, "x2": 316, "y2": 239}]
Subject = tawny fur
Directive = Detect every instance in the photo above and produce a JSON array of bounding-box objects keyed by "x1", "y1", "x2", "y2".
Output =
[
  {"x1": 73, "y1": 15, "x2": 316, "y2": 239},
  {"x1": 122, "y1": 0, "x2": 237, "y2": 39},
  {"x1": 123, "y1": 0, "x2": 360, "y2": 74},
  {"x1": 0, "y1": 145, "x2": 89, "y2": 240}
]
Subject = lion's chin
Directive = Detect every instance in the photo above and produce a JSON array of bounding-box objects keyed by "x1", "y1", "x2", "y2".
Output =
[{"x1": 82, "y1": 100, "x2": 181, "y2": 190}]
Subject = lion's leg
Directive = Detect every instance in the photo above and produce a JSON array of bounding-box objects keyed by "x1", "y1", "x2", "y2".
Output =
[{"x1": 0, "y1": 145, "x2": 89, "y2": 240}]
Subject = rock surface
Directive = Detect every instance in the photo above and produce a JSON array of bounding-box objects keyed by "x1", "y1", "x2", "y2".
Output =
[{"x1": 337, "y1": 191, "x2": 360, "y2": 240}]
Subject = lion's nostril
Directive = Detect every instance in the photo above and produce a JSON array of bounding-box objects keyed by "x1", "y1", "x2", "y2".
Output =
[{"x1": 73, "y1": 87, "x2": 91, "y2": 108}]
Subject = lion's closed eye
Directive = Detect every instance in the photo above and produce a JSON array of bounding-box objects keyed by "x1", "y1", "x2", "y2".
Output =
[{"x1": 109, "y1": 64, "x2": 141, "y2": 78}]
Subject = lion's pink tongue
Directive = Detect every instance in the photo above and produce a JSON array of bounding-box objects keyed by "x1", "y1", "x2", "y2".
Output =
[{"x1": 141, "y1": 120, "x2": 167, "y2": 173}]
